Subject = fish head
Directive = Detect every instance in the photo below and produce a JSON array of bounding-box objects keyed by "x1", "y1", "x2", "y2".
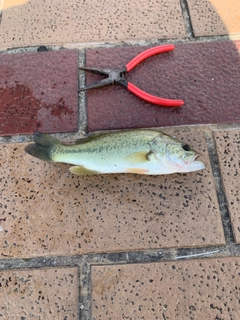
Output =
[{"x1": 164, "y1": 139, "x2": 206, "y2": 173}]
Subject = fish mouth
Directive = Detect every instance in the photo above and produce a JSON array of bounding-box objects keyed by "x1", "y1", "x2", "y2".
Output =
[
  {"x1": 192, "y1": 153, "x2": 200, "y2": 162},
  {"x1": 185, "y1": 153, "x2": 200, "y2": 164},
  {"x1": 185, "y1": 154, "x2": 205, "y2": 172}
]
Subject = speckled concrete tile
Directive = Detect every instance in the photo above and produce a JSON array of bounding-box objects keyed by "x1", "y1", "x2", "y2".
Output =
[
  {"x1": 86, "y1": 41, "x2": 240, "y2": 132},
  {"x1": 0, "y1": 130, "x2": 225, "y2": 258},
  {"x1": 0, "y1": 50, "x2": 78, "y2": 135},
  {"x1": 0, "y1": 267, "x2": 78, "y2": 318},
  {"x1": 91, "y1": 257, "x2": 240, "y2": 319},
  {"x1": 214, "y1": 130, "x2": 240, "y2": 243},
  {"x1": 0, "y1": 0, "x2": 186, "y2": 49},
  {"x1": 187, "y1": 0, "x2": 240, "y2": 36}
]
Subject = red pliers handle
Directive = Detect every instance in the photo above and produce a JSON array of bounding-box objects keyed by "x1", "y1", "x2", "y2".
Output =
[{"x1": 79, "y1": 44, "x2": 184, "y2": 107}]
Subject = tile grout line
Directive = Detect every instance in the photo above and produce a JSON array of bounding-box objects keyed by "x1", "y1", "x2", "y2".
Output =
[
  {"x1": 1, "y1": 246, "x2": 240, "y2": 271},
  {"x1": 179, "y1": 0, "x2": 195, "y2": 40},
  {"x1": 79, "y1": 258, "x2": 92, "y2": 320},
  {"x1": 205, "y1": 129, "x2": 235, "y2": 244},
  {"x1": 0, "y1": 0, "x2": 2, "y2": 27},
  {"x1": 1, "y1": 34, "x2": 238, "y2": 56},
  {"x1": 78, "y1": 49, "x2": 88, "y2": 135}
]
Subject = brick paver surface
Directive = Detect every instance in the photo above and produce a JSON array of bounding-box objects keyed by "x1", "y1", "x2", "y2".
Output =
[
  {"x1": 0, "y1": 130, "x2": 225, "y2": 258},
  {"x1": 0, "y1": 0, "x2": 240, "y2": 319},
  {"x1": 214, "y1": 129, "x2": 240, "y2": 243},
  {"x1": 92, "y1": 257, "x2": 240, "y2": 319},
  {"x1": 0, "y1": 267, "x2": 79, "y2": 318},
  {"x1": 187, "y1": 0, "x2": 240, "y2": 36},
  {"x1": 0, "y1": 0, "x2": 186, "y2": 49}
]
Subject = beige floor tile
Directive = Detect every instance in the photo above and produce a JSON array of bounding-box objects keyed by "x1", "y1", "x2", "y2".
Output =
[
  {"x1": 0, "y1": 267, "x2": 79, "y2": 318},
  {"x1": 214, "y1": 129, "x2": 240, "y2": 243},
  {"x1": 91, "y1": 257, "x2": 240, "y2": 319},
  {"x1": 187, "y1": 0, "x2": 240, "y2": 36},
  {"x1": 0, "y1": 130, "x2": 225, "y2": 258},
  {"x1": 0, "y1": 0, "x2": 186, "y2": 49}
]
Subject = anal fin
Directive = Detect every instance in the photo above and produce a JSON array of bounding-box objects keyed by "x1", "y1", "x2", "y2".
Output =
[
  {"x1": 125, "y1": 168, "x2": 149, "y2": 174},
  {"x1": 69, "y1": 165, "x2": 100, "y2": 175}
]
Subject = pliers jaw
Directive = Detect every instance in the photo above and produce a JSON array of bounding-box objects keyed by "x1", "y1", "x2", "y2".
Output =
[{"x1": 78, "y1": 67, "x2": 127, "y2": 91}]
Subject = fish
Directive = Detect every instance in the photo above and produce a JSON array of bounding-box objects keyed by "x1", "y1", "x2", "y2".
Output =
[{"x1": 25, "y1": 129, "x2": 205, "y2": 175}]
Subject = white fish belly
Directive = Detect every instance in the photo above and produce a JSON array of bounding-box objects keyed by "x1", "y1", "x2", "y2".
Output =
[
  {"x1": 54, "y1": 149, "x2": 178, "y2": 175},
  {"x1": 81, "y1": 157, "x2": 175, "y2": 175}
]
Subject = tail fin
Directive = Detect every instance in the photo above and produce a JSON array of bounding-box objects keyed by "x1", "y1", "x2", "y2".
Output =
[{"x1": 25, "y1": 132, "x2": 60, "y2": 162}]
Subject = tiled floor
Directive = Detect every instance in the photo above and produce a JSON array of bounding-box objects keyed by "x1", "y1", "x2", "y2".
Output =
[{"x1": 0, "y1": 0, "x2": 240, "y2": 319}]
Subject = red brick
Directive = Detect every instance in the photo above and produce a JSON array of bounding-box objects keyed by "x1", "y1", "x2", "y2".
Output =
[
  {"x1": 86, "y1": 41, "x2": 240, "y2": 131},
  {"x1": 0, "y1": 50, "x2": 78, "y2": 135}
]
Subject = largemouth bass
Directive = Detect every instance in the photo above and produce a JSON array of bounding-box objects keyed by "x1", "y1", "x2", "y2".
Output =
[{"x1": 25, "y1": 130, "x2": 205, "y2": 175}]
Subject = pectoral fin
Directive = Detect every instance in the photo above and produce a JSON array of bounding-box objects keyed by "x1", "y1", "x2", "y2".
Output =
[
  {"x1": 69, "y1": 166, "x2": 100, "y2": 175},
  {"x1": 126, "y1": 151, "x2": 150, "y2": 164}
]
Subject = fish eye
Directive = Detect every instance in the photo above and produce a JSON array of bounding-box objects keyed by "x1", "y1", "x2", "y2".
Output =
[{"x1": 182, "y1": 144, "x2": 190, "y2": 151}]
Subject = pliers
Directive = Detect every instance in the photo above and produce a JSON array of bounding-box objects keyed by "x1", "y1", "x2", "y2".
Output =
[{"x1": 79, "y1": 44, "x2": 184, "y2": 107}]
